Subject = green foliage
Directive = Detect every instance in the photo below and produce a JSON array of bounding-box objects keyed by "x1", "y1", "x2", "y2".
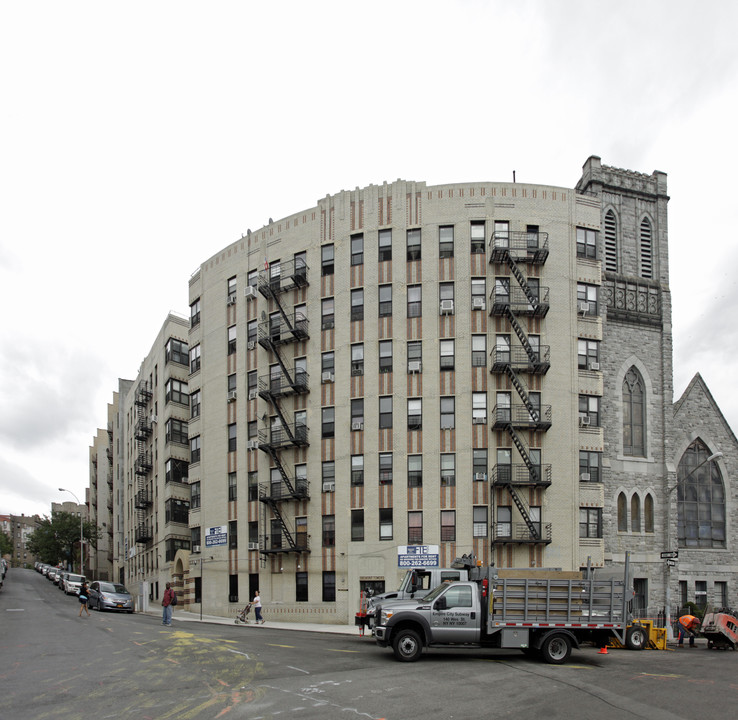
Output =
[
  {"x1": 0, "y1": 530, "x2": 12, "y2": 556},
  {"x1": 25, "y1": 511, "x2": 102, "y2": 570}
]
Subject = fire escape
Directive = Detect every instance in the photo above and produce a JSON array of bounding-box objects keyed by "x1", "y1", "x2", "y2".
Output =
[
  {"x1": 133, "y1": 381, "x2": 153, "y2": 545},
  {"x1": 256, "y1": 258, "x2": 311, "y2": 557},
  {"x1": 489, "y1": 230, "x2": 553, "y2": 545}
]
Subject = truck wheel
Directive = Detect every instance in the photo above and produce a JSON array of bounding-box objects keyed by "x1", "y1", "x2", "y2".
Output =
[
  {"x1": 540, "y1": 633, "x2": 572, "y2": 664},
  {"x1": 392, "y1": 629, "x2": 423, "y2": 662},
  {"x1": 626, "y1": 625, "x2": 648, "y2": 651}
]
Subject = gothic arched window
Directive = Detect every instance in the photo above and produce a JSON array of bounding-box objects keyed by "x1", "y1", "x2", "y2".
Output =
[
  {"x1": 623, "y1": 367, "x2": 646, "y2": 456},
  {"x1": 617, "y1": 492, "x2": 628, "y2": 532},
  {"x1": 631, "y1": 494, "x2": 641, "y2": 532},
  {"x1": 644, "y1": 493, "x2": 654, "y2": 533},
  {"x1": 677, "y1": 440, "x2": 725, "y2": 548}
]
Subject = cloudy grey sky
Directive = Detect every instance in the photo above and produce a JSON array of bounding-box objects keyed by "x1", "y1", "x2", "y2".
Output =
[{"x1": 2, "y1": 1, "x2": 737, "y2": 518}]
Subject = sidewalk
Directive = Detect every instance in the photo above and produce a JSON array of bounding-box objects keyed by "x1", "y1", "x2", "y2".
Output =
[{"x1": 147, "y1": 608, "x2": 364, "y2": 636}]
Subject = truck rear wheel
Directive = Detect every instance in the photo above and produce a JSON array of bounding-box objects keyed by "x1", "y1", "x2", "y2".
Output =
[
  {"x1": 540, "y1": 633, "x2": 572, "y2": 664},
  {"x1": 392, "y1": 629, "x2": 423, "y2": 662},
  {"x1": 625, "y1": 625, "x2": 648, "y2": 651}
]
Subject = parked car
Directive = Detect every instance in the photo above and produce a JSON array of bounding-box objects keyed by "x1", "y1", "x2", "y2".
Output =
[
  {"x1": 88, "y1": 581, "x2": 134, "y2": 613},
  {"x1": 63, "y1": 573, "x2": 86, "y2": 596},
  {"x1": 58, "y1": 571, "x2": 69, "y2": 589}
]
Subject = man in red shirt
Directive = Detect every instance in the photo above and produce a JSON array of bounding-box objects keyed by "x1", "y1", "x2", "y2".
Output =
[{"x1": 162, "y1": 582, "x2": 175, "y2": 626}]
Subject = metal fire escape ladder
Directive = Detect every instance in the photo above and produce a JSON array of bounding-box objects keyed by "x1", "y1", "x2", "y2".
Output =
[
  {"x1": 504, "y1": 253, "x2": 540, "y2": 309},
  {"x1": 260, "y1": 495, "x2": 299, "y2": 549},
  {"x1": 503, "y1": 365, "x2": 539, "y2": 422},
  {"x1": 503, "y1": 306, "x2": 537, "y2": 364},
  {"x1": 504, "y1": 425, "x2": 541, "y2": 538}
]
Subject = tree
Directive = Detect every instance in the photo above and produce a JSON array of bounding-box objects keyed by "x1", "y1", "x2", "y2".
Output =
[
  {"x1": 26, "y1": 511, "x2": 101, "y2": 572},
  {"x1": 0, "y1": 530, "x2": 12, "y2": 557}
]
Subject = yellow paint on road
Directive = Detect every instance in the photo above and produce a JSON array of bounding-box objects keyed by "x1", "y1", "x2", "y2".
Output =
[{"x1": 267, "y1": 643, "x2": 296, "y2": 648}]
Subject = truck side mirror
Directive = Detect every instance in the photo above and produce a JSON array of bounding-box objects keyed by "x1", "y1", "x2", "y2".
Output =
[
  {"x1": 409, "y1": 571, "x2": 418, "y2": 593},
  {"x1": 435, "y1": 597, "x2": 447, "y2": 610}
]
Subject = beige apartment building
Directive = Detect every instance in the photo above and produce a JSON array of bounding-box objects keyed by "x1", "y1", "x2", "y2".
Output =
[{"x1": 104, "y1": 156, "x2": 738, "y2": 623}]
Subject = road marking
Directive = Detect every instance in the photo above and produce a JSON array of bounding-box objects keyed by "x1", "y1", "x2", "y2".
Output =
[
  {"x1": 226, "y1": 648, "x2": 252, "y2": 659},
  {"x1": 5, "y1": 609, "x2": 25, "y2": 612},
  {"x1": 287, "y1": 666, "x2": 310, "y2": 674},
  {"x1": 327, "y1": 649, "x2": 360, "y2": 653},
  {"x1": 267, "y1": 643, "x2": 296, "y2": 648}
]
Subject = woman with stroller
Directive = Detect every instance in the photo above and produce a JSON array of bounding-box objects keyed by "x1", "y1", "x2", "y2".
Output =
[{"x1": 253, "y1": 590, "x2": 265, "y2": 624}]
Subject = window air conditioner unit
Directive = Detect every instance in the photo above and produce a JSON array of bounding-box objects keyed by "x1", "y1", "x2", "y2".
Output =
[
  {"x1": 408, "y1": 360, "x2": 421, "y2": 373},
  {"x1": 247, "y1": 440, "x2": 260, "y2": 450},
  {"x1": 322, "y1": 371, "x2": 334, "y2": 383},
  {"x1": 473, "y1": 416, "x2": 487, "y2": 424},
  {"x1": 588, "y1": 362, "x2": 600, "y2": 371},
  {"x1": 474, "y1": 472, "x2": 487, "y2": 481},
  {"x1": 323, "y1": 482, "x2": 335, "y2": 492},
  {"x1": 472, "y1": 297, "x2": 486, "y2": 310},
  {"x1": 227, "y1": 390, "x2": 237, "y2": 402},
  {"x1": 149, "y1": 415, "x2": 157, "y2": 424},
  {"x1": 192, "y1": 545, "x2": 201, "y2": 553},
  {"x1": 248, "y1": 542, "x2": 259, "y2": 550},
  {"x1": 248, "y1": 389, "x2": 258, "y2": 400},
  {"x1": 181, "y1": 477, "x2": 188, "y2": 484},
  {"x1": 247, "y1": 340, "x2": 256, "y2": 350},
  {"x1": 577, "y1": 301, "x2": 590, "y2": 314},
  {"x1": 579, "y1": 416, "x2": 591, "y2": 427},
  {"x1": 244, "y1": 286, "x2": 257, "y2": 300},
  {"x1": 227, "y1": 294, "x2": 237, "y2": 306},
  {"x1": 351, "y1": 421, "x2": 364, "y2": 431},
  {"x1": 580, "y1": 473, "x2": 591, "y2": 482},
  {"x1": 440, "y1": 299, "x2": 455, "y2": 315}
]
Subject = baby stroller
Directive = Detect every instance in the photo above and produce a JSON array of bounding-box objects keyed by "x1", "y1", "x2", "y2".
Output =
[{"x1": 234, "y1": 602, "x2": 253, "y2": 624}]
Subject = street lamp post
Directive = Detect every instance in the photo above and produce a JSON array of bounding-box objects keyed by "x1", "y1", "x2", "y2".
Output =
[
  {"x1": 59, "y1": 488, "x2": 84, "y2": 575},
  {"x1": 664, "y1": 451, "x2": 723, "y2": 639}
]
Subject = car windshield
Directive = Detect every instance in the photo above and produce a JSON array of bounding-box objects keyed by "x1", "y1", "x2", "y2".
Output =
[
  {"x1": 99, "y1": 582, "x2": 129, "y2": 594},
  {"x1": 68, "y1": 575, "x2": 85, "y2": 583}
]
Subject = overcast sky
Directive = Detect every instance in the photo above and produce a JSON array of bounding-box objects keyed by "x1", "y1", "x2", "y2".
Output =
[{"x1": 2, "y1": 1, "x2": 737, "y2": 518}]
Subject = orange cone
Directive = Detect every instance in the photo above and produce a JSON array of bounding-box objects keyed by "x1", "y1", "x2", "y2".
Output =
[{"x1": 598, "y1": 646, "x2": 608, "y2": 655}]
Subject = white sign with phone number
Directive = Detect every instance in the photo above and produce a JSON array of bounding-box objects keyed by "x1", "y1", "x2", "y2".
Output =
[{"x1": 397, "y1": 545, "x2": 440, "y2": 567}]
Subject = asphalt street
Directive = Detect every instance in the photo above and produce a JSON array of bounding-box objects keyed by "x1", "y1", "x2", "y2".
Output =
[{"x1": 3, "y1": 568, "x2": 738, "y2": 720}]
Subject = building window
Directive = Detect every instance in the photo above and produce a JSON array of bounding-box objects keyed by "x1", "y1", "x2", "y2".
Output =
[
  {"x1": 191, "y1": 526, "x2": 201, "y2": 551},
  {"x1": 189, "y1": 344, "x2": 201, "y2": 374},
  {"x1": 577, "y1": 283, "x2": 598, "y2": 315},
  {"x1": 351, "y1": 233, "x2": 364, "y2": 266},
  {"x1": 576, "y1": 227, "x2": 597, "y2": 259},
  {"x1": 472, "y1": 393, "x2": 487, "y2": 424},
  {"x1": 407, "y1": 454, "x2": 422, "y2": 487},
  {"x1": 604, "y1": 209, "x2": 618, "y2": 273},
  {"x1": 439, "y1": 282, "x2": 454, "y2": 309},
  {"x1": 322, "y1": 515, "x2": 335, "y2": 547},
  {"x1": 165, "y1": 498, "x2": 190, "y2": 525},
  {"x1": 351, "y1": 288, "x2": 364, "y2": 321},
  {"x1": 322, "y1": 244, "x2": 334, "y2": 276},
  {"x1": 351, "y1": 454, "x2": 364, "y2": 486},
  {"x1": 580, "y1": 508, "x2": 603, "y2": 538},
  {"x1": 351, "y1": 510, "x2": 364, "y2": 541},
  {"x1": 378, "y1": 229, "x2": 392, "y2": 261},
  {"x1": 228, "y1": 472, "x2": 237, "y2": 501},
  {"x1": 378, "y1": 284, "x2": 392, "y2": 317},
  {"x1": 623, "y1": 367, "x2": 646, "y2": 456},
  {"x1": 379, "y1": 340, "x2": 393, "y2": 373},
  {"x1": 407, "y1": 399, "x2": 422, "y2": 430},
  {"x1": 322, "y1": 407, "x2": 335, "y2": 439},
  {"x1": 190, "y1": 298, "x2": 201, "y2": 328},
  {"x1": 470, "y1": 221, "x2": 486, "y2": 254},
  {"x1": 471, "y1": 278, "x2": 486, "y2": 310},
  {"x1": 295, "y1": 572, "x2": 308, "y2": 603},
  {"x1": 644, "y1": 493, "x2": 654, "y2": 533},
  {"x1": 440, "y1": 340, "x2": 455, "y2": 371},
  {"x1": 578, "y1": 339, "x2": 600, "y2": 370},
  {"x1": 227, "y1": 275, "x2": 237, "y2": 300},
  {"x1": 166, "y1": 338, "x2": 189, "y2": 366},
  {"x1": 440, "y1": 454, "x2": 455, "y2": 487},
  {"x1": 227, "y1": 325, "x2": 237, "y2": 355},
  {"x1": 229, "y1": 520, "x2": 238, "y2": 549},
  {"x1": 439, "y1": 225, "x2": 454, "y2": 258},
  {"x1": 407, "y1": 285, "x2": 422, "y2": 318},
  {"x1": 190, "y1": 389, "x2": 201, "y2": 419},
  {"x1": 351, "y1": 343, "x2": 364, "y2": 376},
  {"x1": 695, "y1": 580, "x2": 707, "y2": 609},
  {"x1": 245, "y1": 371, "x2": 255, "y2": 395},
  {"x1": 165, "y1": 457, "x2": 189, "y2": 484},
  {"x1": 270, "y1": 519, "x2": 282, "y2": 550},
  {"x1": 473, "y1": 449, "x2": 488, "y2": 481},
  {"x1": 579, "y1": 395, "x2": 600, "y2": 427},
  {"x1": 191, "y1": 481, "x2": 201, "y2": 509},
  {"x1": 351, "y1": 399, "x2": 364, "y2": 430},
  {"x1": 322, "y1": 461, "x2": 335, "y2": 493},
  {"x1": 407, "y1": 341, "x2": 422, "y2": 372},
  {"x1": 190, "y1": 435, "x2": 201, "y2": 464},
  {"x1": 379, "y1": 396, "x2": 393, "y2": 429},
  {"x1": 322, "y1": 351, "x2": 335, "y2": 378},
  {"x1": 473, "y1": 506, "x2": 488, "y2": 537},
  {"x1": 440, "y1": 396, "x2": 455, "y2": 429},
  {"x1": 495, "y1": 335, "x2": 510, "y2": 366},
  {"x1": 579, "y1": 451, "x2": 601, "y2": 483},
  {"x1": 227, "y1": 423, "x2": 237, "y2": 452},
  {"x1": 715, "y1": 581, "x2": 729, "y2": 608},
  {"x1": 631, "y1": 494, "x2": 641, "y2": 532},
  {"x1": 248, "y1": 472, "x2": 258, "y2": 501},
  {"x1": 494, "y1": 220, "x2": 509, "y2": 246},
  {"x1": 295, "y1": 464, "x2": 307, "y2": 495},
  {"x1": 408, "y1": 511, "x2": 423, "y2": 544},
  {"x1": 379, "y1": 508, "x2": 393, "y2": 540},
  {"x1": 379, "y1": 453, "x2": 393, "y2": 485},
  {"x1": 248, "y1": 269, "x2": 258, "y2": 288},
  {"x1": 495, "y1": 392, "x2": 511, "y2": 424},
  {"x1": 640, "y1": 217, "x2": 653, "y2": 279},
  {"x1": 245, "y1": 320, "x2": 256, "y2": 344},
  {"x1": 407, "y1": 228, "x2": 421, "y2": 261},
  {"x1": 322, "y1": 298, "x2": 335, "y2": 330},
  {"x1": 441, "y1": 510, "x2": 456, "y2": 542},
  {"x1": 323, "y1": 571, "x2": 336, "y2": 602},
  {"x1": 471, "y1": 335, "x2": 487, "y2": 368},
  {"x1": 677, "y1": 440, "x2": 725, "y2": 549}
]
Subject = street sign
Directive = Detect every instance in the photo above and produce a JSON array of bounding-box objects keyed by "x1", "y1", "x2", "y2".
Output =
[
  {"x1": 660, "y1": 550, "x2": 678, "y2": 559},
  {"x1": 666, "y1": 559, "x2": 676, "y2": 567}
]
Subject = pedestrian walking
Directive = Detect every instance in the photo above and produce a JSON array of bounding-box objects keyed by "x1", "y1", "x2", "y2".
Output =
[
  {"x1": 78, "y1": 581, "x2": 90, "y2": 617},
  {"x1": 162, "y1": 582, "x2": 175, "y2": 626},
  {"x1": 677, "y1": 614, "x2": 701, "y2": 647},
  {"x1": 253, "y1": 589, "x2": 265, "y2": 624}
]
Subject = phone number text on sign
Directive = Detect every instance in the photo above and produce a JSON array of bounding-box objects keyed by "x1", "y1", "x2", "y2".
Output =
[{"x1": 398, "y1": 555, "x2": 439, "y2": 567}]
